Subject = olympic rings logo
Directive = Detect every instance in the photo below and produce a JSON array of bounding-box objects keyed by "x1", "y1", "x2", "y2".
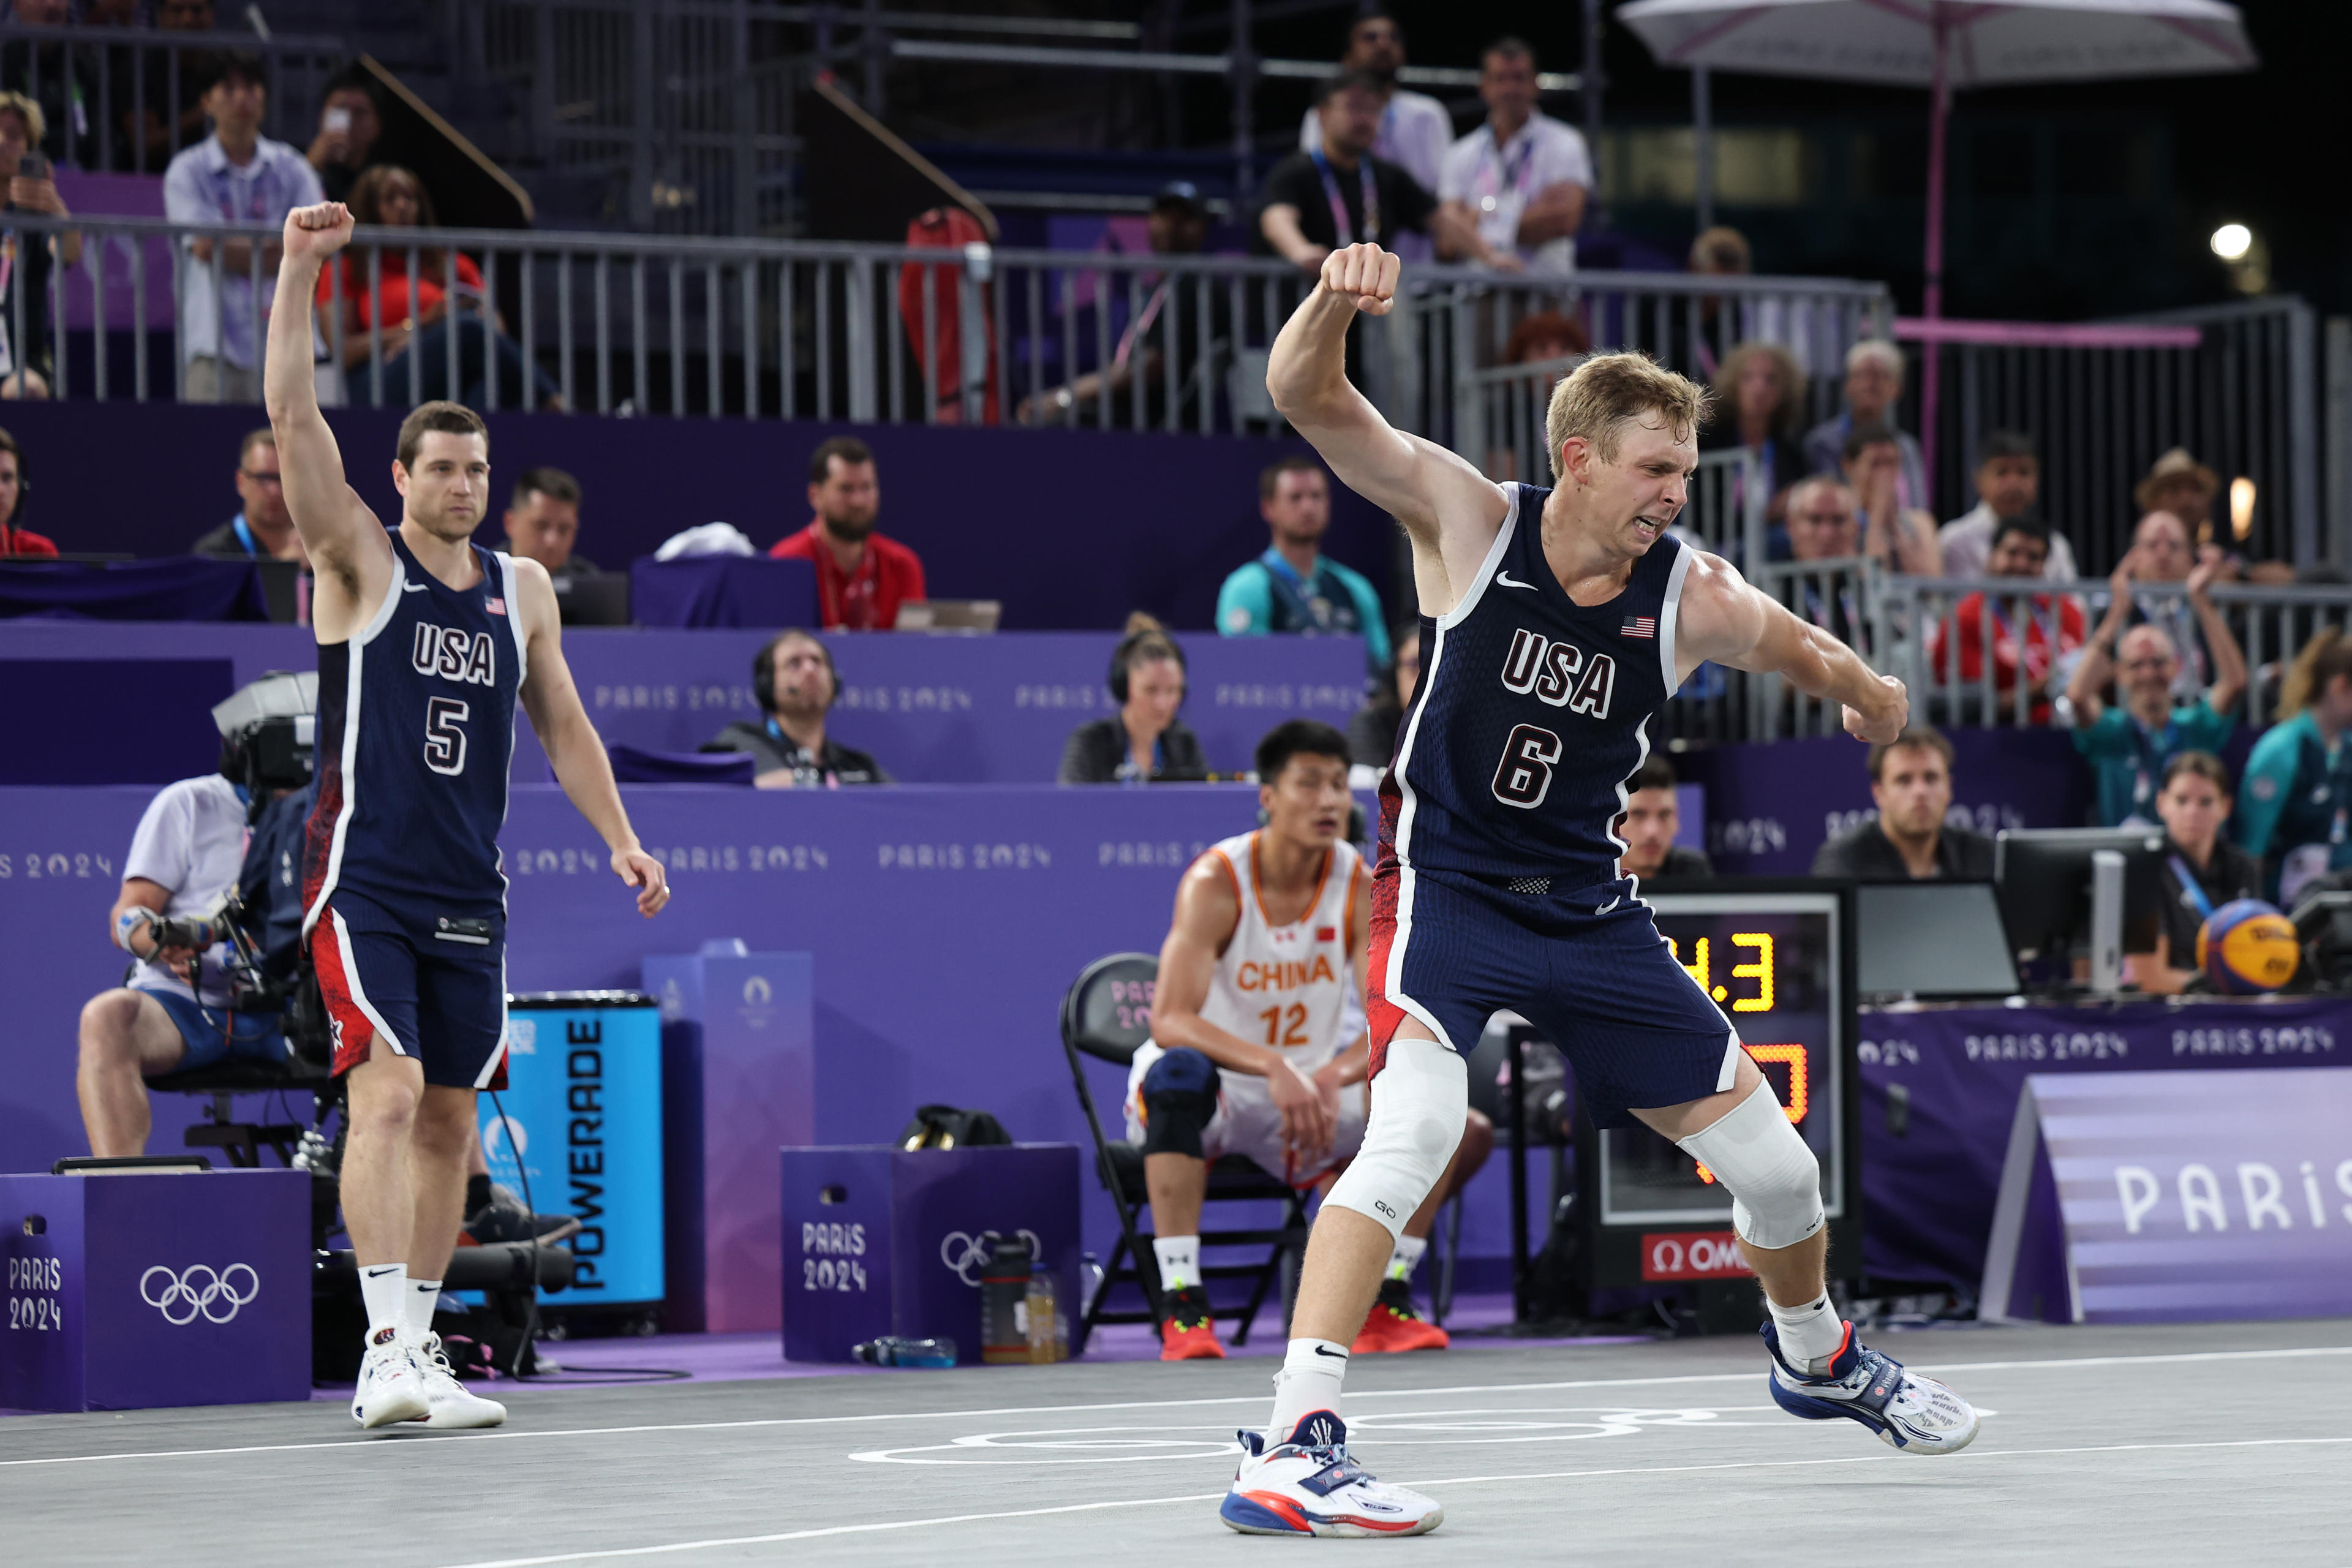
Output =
[
  {"x1": 939, "y1": 1230, "x2": 1039, "y2": 1287},
  {"x1": 138, "y1": 1264, "x2": 260, "y2": 1325}
]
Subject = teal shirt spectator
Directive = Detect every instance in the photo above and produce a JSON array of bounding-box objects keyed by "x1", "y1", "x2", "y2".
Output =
[
  {"x1": 2071, "y1": 697, "x2": 2235, "y2": 826},
  {"x1": 2236, "y1": 711, "x2": 2352, "y2": 899},
  {"x1": 1216, "y1": 549, "x2": 1390, "y2": 671}
]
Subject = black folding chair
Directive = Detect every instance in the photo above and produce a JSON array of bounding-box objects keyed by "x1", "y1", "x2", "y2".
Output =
[
  {"x1": 1059, "y1": 952, "x2": 1311, "y2": 1355},
  {"x1": 146, "y1": 1056, "x2": 332, "y2": 1169}
]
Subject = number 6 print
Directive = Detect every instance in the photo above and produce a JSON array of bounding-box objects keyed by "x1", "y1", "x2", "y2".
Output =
[
  {"x1": 1490, "y1": 723, "x2": 1562, "y2": 810},
  {"x1": 424, "y1": 696, "x2": 470, "y2": 776}
]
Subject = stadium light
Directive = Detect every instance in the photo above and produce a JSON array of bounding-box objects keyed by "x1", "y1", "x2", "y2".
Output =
[{"x1": 2210, "y1": 224, "x2": 2253, "y2": 262}]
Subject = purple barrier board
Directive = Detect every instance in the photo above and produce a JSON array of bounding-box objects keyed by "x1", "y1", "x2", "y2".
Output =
[
  {"x1": 780, "y1": 1145, "x2": 1082, "y2": 1363},
  {"x1": 1856, "y1": 998, "x2": 2348, "y2": 1294},
  {"x1": 0, "y1": 1169, "x2": 311, "y2": 1411},
  {"x1": 0, "y1": 623, "x2": 1365, "y2": 783},
  {"x1": 1981, "y1": 1069, "x2": 2352, "y2": 1324}
]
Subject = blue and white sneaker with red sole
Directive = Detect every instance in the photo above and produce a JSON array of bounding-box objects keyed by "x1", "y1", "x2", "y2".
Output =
[
  {"x1": 1763, "y1": 1321, "x2": 1979, "y2": 1454},
  {"x1": 1220, "y1": 1411, "x2": 1441, "y2": 1537}
]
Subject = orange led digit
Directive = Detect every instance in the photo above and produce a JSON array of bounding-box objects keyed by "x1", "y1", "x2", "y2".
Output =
[{"x1": 1743, "y1": 1043, "x2": 1808, "y2": 1124}]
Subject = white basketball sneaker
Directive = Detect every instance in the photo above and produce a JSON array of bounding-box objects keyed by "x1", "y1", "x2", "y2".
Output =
[
  {"x1": 406, "y1": 1332, "x2": 508, "y2": 1429},
  {"x1": 1763, "y1": 1322, "x2": 1979, "y2": 1454},
  {"x1": 350, "y1": 1328, "x2": 431, "y2": 1429},
  {"x1": 1220, "y1": 1411, "x2": 1442, "y2": 1537}
]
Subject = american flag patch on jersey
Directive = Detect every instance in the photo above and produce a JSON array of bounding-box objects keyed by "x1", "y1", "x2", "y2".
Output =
[
  {"x1": 486, "y1": 597, "x2": 507, "y2": 616},
  {"x1": 1621, "y1": 615, "x2": 1656, "y2": 639}
]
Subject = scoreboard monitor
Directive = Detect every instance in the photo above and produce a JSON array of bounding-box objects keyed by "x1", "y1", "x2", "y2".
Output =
[{"x1": 1574, "y1": 884, "x2": 1861, "y2": 1292}]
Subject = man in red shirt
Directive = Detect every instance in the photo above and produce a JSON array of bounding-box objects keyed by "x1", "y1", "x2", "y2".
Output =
[
  {"x1": 0, "y1": 428, "x2": 57, "y2": 557},
  {"x1": 1929, "y1": 516, "x2": 2085, "y2": 722},
  {"x1": 769, "y1": 436, "x2": 926, "y2": 630}
]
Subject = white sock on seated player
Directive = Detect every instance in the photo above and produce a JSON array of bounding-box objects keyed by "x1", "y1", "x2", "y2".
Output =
[
  {"x1": 1387, "y1": 1234, "x2": 1427, "y2": 1283},
  {"x1": 1154, "y1": 1235, "x2": 1201, "y2": 1293}
]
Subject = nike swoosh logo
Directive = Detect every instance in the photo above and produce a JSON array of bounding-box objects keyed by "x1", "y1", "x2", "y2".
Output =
[
  {"x1": 402, "y1": 582, "x2": 430, "y2": 593},
  {"x1": 363, "y1": 1265, "x2": 403, "y2": 1278},
  {"x1": 1313, "y1": 1344, "x2": 1349, "y2": 1359},
  {"x1": 1596, "y1": 896, "x2": 1621, "y2": 914},
  {"x1": 1495, "y1": 571, "x2": 1537, "y2": 591}
]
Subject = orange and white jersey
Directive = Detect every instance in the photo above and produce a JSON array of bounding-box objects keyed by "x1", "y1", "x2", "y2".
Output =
[{"x1": 1187, "y1": 829, "x2": 1365, "y2": 1079}]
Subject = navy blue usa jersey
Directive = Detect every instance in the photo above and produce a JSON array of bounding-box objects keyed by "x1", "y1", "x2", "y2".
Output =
[
  {"x1": 1379, "y1": 482, "x2": 1690, "y2": 888},
  {"x1": 304, "y1": 533, "x2": 525, "y2": 925}
]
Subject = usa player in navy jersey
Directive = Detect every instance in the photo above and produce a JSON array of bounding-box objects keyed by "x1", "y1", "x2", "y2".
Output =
[
  {"x1": 266, "y1": 202, "x2": 671, "y2": 1432},
  {"x1": 1218, "y1": 244, "x2": 1978, "y2": 1538}
]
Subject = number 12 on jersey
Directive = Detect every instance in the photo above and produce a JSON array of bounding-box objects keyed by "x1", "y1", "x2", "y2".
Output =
[{"x1": 424, "y1": 696, "x2": 470, "y2": 777}]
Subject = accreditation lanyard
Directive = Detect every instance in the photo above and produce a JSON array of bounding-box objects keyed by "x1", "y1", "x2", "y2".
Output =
[
  {"x1": 2167, "y1": 853, "x2": 2216, "y2": 923},
  {"x1": 765, "y1": 720, "x2": 838, "y2": 788},
  {"x1": 1474, "y1": 126, "x2": 1539, "y2": 205},
  {"x1": 2128, "y1": 714, "x2": 2180, "y2": 810},
  {"x1": 1261, "y1": 547, "x2": 1341, "y2": 631},
  {"x1": 1310, "y1": 148, "x2": 1378, "y2": 247}
]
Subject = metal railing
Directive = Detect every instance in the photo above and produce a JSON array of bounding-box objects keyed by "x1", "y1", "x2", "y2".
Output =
[{"x1": 0, "y1": 21, "x2": 344, "y2": 175}]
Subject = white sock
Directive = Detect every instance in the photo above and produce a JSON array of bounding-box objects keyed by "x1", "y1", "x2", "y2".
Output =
[
  {"x1": 1386, "y1": 1234, "x2": 1428, "y2": 1284},
  {"x1": 1153, "y1": 1235, "x2": 1200, "y2": 1293},
  {"x1": 407, "y1": 1278, "x2": 443, "y2": 1339},
  {"x1": 358, "y1": 1263, "x2": 408, "y2": 1342},
  {"x1": 1267, "y1": 1339, "x2": 1349, "y2": 1442},
  {"x1": 1767, "y1": 1292, "x2": 1846, "y2": 1374}
]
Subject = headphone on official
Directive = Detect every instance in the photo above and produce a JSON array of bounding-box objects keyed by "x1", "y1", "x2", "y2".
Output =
[
  {"x1": 1107, "y1": 630, "x2": 1188, "y2": 706},
  {"x1": 753, "y1": 630, "x2": 842, "y2": 714}
]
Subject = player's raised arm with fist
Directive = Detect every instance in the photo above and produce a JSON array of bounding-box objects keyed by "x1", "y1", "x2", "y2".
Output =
[
  {"x1": 1265, "y1": 243, "x2": 1507, "y2": 619},
  {"x1": 263, "y1": 201, "x2": 390, "y2": 643}
]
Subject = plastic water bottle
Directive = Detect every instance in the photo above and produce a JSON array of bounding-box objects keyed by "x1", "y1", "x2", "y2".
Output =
[
  {"x1": 979, "y1": 1232, "x2": 1035, "y2": 1365},
  {"x1": 850, "y1": 1336, "x2": 956, "y2": 1368}
]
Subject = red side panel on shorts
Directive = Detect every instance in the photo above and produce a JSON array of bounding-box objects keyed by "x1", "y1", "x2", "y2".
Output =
[
  {"x1": 1365, "y1": 862, "x2": 1405, "y2": 1082},
  {"x1": 309, "y1": 908, "x2": 376, "y2": 1077}
]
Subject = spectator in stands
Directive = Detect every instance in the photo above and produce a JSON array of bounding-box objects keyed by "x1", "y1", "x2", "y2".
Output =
[
  {"x1": 702, "y1": 631, "x2": 889, "y2": 787},
  {"x1": 2114, "y1": 508, "x2": 2217, "y2": 699},
  {"x1": 1777, "y1": 477, "x2": 1864, "y2": 646},
  {"x1": 1016, "y1": 182, "x2": 1223, "y2": 428},
  {"x1": 1929, "y1": 517, "x2": 2086, "y2": 722},
  {"x1": 116, "y1": 0, "x2": 218, "y2": 172},
  {"x1": 192, "y1": 427, "x2": 307, "y2": 566},
  {"x1": 2236, "y1": 627, "x2": 2352, "y2": 906},
  {"x1": 1060, "y1": 616, "x2": 1208, "y2": 785},
  {"x1": 1619, "y1": 756, "x2": 1714, "y2": 881},
  {"x1": 2125, "y1": 751, "x2": 2261, "y2": 994},
  {"x1": 2068, "y1": 544, "x2": 2243, "y2": 827},
  {"x1": 1675, "y1": 225, "x2": 1751, "y2": 381},
  {"x1": 499, "y1": 467, "x2": 598, "y2": 578},
  {"x1": 320, "y1": 164, "x2": 560, "y2": 410},
  {"x1": 770, "y1": 436, "x2": 927, "y2": 631},
  {"x1": 1348, "y1": 616, "x2": 1420, "y2": 772},
  {"x1": 1295, "y1": 9, "x2": 1449, "y2": 217},
  {"x1": 78, "y1": 763, "x2": 290, "y2": 1157},
  {"x1": 1842, "y1": 423, "x2": 1942, "y2": 575},
  {"x1": 1811, "y1": 726, "x2": 1995, "y2": 880},
  {"x1": 2136, "y1": 448, "x2": 2219, "y2": 545},
  {"x1": 1937, "y1": 431, "x2": 2078, "y2": 581},
  {"x1": 0, "y1": 424, "x2": 54, "y2": 557},
  {"x1": 1438, "y1": 36, "x2": 1591, "y2": 276},
  {"x1": 0, "y1": 0, "x2": 99, "y2": 168},
  {"x1": 0, "y1": 89, "x2": 82, "y2": 399},
  {"x1": 1702, "y1": 341, "x2": 1808, "y2": 524},
  {"x1": 305, "y1": 69, "x2": 383, "y2": 204},
  {"x1": 1217, "y1": 456, "x2": 1390, "y2": 674},
  {"x1": 164, "y1": 51, "x2": 322, "y2": 405},
  {"x1": 1483, "y1": 312, "x2": 1591, "y2": 479},
  {"x1": 1255, "y1": 71, "x2": 1490, "y2": 273},
  {"x1": 1805, "y1": 341, "x2": 1926, "y2": 506}
]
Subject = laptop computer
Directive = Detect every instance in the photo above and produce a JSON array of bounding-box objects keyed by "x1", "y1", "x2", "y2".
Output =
[
  {"x1": 554, "y1": 572, "x2": 631, "y2": 627},
  {"x1": 895, "y1": 599, "x2": 1001, "y2": 632},
  {"x1": 1855, "y1": 881, "x2": 2021, "y2": 1000}
]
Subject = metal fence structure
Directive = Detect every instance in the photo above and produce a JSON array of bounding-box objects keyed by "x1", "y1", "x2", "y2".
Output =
[{"x1": 0, "y1": 21, "x2": 344, "y2": 176}]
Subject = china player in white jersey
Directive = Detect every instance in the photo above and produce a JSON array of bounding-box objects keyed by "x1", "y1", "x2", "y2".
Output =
[
  {"x1": 1129, "y1": 721, "x2": 1491, "y2": 1360},
  {"x1": 1217, "y1": 246, "x2": 1977, "y2": 1539}
]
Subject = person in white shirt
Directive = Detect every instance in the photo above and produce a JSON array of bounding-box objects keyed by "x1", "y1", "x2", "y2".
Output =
[
  {"x1": 78, "y1": 771, "x2": 289, "y2": 1156},
  {"x1": 162, "y1": 52, "x2": 325, "y2": 404},
  {"x1": 1438, "y1": 36, "x2": 1592, "y2": 276},
  {"x1": 1937, "y1": 429, "x2": 2079, "y2": 582},
  {"x1": 1294, "y1": 11, "x2": 1450, "y2": 260}
]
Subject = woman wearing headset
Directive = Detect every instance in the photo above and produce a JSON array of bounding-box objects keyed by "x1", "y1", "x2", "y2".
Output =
[{"x1": 1060, "y1": 615, "x2": 1209, "y2": 785}]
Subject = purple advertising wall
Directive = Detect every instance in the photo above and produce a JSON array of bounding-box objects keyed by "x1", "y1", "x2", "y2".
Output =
[{"x1": 0, "y1": 401, "x2": 1398, "y2": 633}]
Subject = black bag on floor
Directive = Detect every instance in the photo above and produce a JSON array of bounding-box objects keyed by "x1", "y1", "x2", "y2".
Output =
[{"x1": 898, "y1": 1104, "x2": 1011, "y2": 1150}]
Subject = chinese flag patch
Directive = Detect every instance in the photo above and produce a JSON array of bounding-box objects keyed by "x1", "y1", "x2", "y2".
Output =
[{"x1": 1316, "y1": 926, "x2": 1338, "y2": 941}]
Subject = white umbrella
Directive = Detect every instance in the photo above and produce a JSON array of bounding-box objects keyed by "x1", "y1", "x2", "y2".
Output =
[{"x1": 1617, "y1": 0, "x2": 2257, "y2": 464}]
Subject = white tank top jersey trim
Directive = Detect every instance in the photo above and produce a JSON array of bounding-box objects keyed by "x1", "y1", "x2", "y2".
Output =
[{"x1": 1179, "y1": 830, "x2": 1364, "y2": 1085}]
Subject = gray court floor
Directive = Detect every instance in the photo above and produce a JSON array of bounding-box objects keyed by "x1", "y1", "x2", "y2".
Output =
[{"x1": 5, "y1": 1318, "x2": 2348, "y2": 1565}]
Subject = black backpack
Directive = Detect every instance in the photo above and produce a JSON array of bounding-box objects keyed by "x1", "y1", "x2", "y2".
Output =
[{"x1": 898, "y1": 1105, "x2": 1012, "y2": 1151}]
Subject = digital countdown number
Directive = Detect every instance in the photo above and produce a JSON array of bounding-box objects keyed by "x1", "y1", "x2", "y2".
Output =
[{"x1": 1669, "y1": 933, "x2": 1776, "y2": 1014}]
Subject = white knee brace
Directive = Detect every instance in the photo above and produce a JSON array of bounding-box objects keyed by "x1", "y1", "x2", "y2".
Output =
[
  {"x1": 1322, "y1": 1038, "x2": 1467, "y2": 1243},
  {"x1": 1674, "y1": 1076, "x2": 1824, "y2": 1251}
]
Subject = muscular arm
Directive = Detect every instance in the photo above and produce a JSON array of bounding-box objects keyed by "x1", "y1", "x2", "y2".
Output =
[
  {"x1": 263, "y1": 203, "x2": 391, "y2": 634},
  {"x1": 1676, "y1": 549, "x2": 1909, "y2": 744},
  {"x1": 2192, "y1": 557, "x2": 2247, "y2": 716},
  {"x1": 514, "y1": 558, "x2": 671, "y2": 918},
  {"x1": 1515, "y1": 180, "x2": 1585, "y2": 246}
]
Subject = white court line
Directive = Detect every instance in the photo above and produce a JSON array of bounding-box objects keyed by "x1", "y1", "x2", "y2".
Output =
[
  {"x1": 7, "y1": 1343, "x2": 2349, "y2": 1472},
  {"x1": 435, "y1": 1437, "x2": 2352, "y2": 1567}
]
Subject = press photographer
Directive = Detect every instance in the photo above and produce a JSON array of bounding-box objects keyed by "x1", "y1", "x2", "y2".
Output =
[{"x1": 76, "y1": 674, "x2": 318, "y2": 1157}]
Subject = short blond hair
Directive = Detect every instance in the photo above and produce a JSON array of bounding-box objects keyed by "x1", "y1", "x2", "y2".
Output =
[
  {"x1": 0, "y1": 91, "x2": 45, "y2": 149},
  {"x1": 1545, "y1": 352, "x2": 1711, "y2": 473}
]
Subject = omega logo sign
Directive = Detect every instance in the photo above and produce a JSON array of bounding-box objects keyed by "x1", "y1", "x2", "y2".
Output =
[{"x1": 1639, "y1": 1231, "x2": 1754, "y2": 1283}]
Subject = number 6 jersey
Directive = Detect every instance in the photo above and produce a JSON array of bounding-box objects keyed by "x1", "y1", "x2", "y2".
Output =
[
  {"x1": 303, "y1": 533, "x2": 524, "y2": 929},
  {"x1": 1379, "y1": 481, "x2": 1689, "y2": 889}
]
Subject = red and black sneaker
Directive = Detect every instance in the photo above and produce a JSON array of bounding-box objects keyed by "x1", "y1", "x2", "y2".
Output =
[
  {"x1": 1159, "y1": 1285, "x2": 1226, "y2": 1360},
  {"x1": 1351, "y1": 1278, "x2": 1449, "y2": 1354}
]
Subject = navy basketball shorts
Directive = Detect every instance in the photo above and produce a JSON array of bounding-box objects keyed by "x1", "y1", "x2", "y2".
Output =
[
  {"x1": 1366, "y1": 865, "x2": 1740, "y2": 1130},
  {"x1": 310, "y1": 888, "x2": 508, "y2": 1091}
]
